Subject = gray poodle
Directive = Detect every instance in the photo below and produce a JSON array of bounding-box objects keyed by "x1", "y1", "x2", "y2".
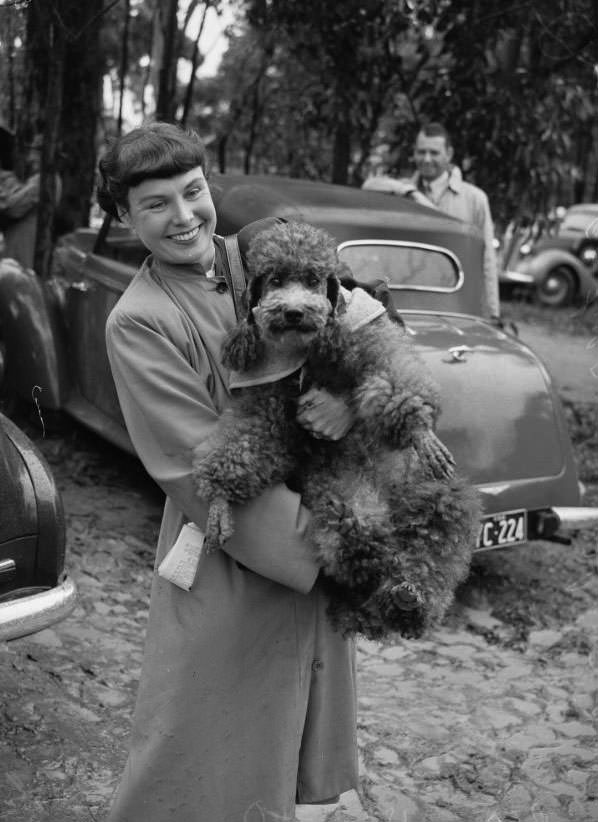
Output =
[{"x1": 193, "y1": 221, "x2": 481, "y2": 639}]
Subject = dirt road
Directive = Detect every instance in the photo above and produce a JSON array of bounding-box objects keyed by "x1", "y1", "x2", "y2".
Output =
[{"x1": 1, "y1": 317, "x2": 597, "y2": 822}]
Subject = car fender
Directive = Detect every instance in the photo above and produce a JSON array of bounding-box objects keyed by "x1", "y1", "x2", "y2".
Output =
[
  {"x1": 520, "y1": 247, "x2": 586, "y2": 284},
  {"x1": 0, "y1": 258, "x2": 68, "y2": 409},
  {"x1": 404, "y1": 311, "x2": 581, "y2": 515}
]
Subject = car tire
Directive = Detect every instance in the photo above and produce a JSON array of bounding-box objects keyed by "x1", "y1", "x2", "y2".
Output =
[{"x1": 537, "y1": 265, "x2": 576, "y2": 307}]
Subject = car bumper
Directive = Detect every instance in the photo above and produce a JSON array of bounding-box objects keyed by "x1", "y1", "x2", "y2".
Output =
[
  {"x1": 500, "y1": 269, "x2": 535, "y2": 286},
  {"x1": 0, "y1": 575, "x2": 77, "y2": 642},
  {"x1": 551, "y1": 506, "x2": 598, "y2": 532}
]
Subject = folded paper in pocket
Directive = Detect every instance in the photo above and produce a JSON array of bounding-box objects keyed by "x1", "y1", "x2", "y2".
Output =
[{"x1": 157, "y1": 522, "x2": 205, "y2": 591}]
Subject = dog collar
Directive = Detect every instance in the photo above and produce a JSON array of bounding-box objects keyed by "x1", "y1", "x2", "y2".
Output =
[{"x1": 228, "y1": 353, "x2": 307, "y2": 389}]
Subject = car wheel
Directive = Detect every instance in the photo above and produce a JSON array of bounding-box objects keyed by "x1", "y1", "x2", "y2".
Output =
[{"x1": 537, "y1": 265, "x2": 576, "y2": 307}]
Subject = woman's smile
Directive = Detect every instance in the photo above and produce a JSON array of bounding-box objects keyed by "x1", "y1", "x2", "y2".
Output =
[{"x1": 168, "y1": 225, "x2": 201, "y2": 243}]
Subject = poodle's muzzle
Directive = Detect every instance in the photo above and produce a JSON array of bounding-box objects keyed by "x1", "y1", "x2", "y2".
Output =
[{"x1": 252, "y1": 280, "x2": 333, "y2": 341}]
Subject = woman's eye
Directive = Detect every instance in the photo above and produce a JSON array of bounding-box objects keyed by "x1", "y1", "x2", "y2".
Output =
[
  {"x1": 148, "y1": 201, "x2": 165, "y2": 211},
  {"x1": 187, "y1": 187, "x2": 201, "y2": 199}
]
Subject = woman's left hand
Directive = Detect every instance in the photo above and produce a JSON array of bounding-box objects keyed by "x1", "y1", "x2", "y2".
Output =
[{"x1": 296, "y1": 387, "x2": 354, "y2": 441}]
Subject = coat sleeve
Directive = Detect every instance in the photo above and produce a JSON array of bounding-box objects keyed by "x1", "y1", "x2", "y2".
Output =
[
  {"x1": 0, "y1": 172, "x2": 39, "y2": 220},
  {"x1": 106, "y1": 309, "x2": 319, "y2": 594},
  {"x1": 476, "y1": 191, "x2": 500, "y2": 318}
]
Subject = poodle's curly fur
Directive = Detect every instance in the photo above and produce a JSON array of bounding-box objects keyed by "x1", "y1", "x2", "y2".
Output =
[{"x1": 193, "y1": 221, "x2": 481, "y2": 640}]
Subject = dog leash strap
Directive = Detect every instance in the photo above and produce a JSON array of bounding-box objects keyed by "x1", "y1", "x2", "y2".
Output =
[{"x1": 223, "y1": 234, "x2": 247, "y2": 320}]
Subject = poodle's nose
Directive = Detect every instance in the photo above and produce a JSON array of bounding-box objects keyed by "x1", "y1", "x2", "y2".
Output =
[{"x1": 284, "y1": 308, "x2": 304, "y2": 325}]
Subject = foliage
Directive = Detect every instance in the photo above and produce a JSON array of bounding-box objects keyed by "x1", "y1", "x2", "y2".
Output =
[
  {"x1": 413, "y1": 0, "x2": 598, "y2": 225},
  {"x1": 214, "y1": 0, "x2": 598, "y2": 222},
  {"x1": 239, "y1": 0, "x2": 415, "y2": 184},
  {"x1": 1, "y1": 0, "x2": 597, "y2": 243}
]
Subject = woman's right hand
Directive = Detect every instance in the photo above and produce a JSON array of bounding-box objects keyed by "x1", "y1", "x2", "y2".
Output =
[{"x1": 296, "y1": 387, "x2": 354, "y2": 441}]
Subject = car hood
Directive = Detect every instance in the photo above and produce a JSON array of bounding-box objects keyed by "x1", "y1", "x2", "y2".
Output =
[{"x1": 404, "y1": 313, "x2": 567, "y2": 485}]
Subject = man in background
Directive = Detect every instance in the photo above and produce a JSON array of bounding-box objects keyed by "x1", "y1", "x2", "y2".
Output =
[
  {"x1": 0, "y1": 125, "x2": 43, "y2": 269},
  {"x1": 363, "y1": 122, "x2": 499, "y2": 318}
]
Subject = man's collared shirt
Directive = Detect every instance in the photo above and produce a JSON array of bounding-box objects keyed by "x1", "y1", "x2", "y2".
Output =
[{"x1": 422, "y1": 170, "x2": 449, "y2": 206}]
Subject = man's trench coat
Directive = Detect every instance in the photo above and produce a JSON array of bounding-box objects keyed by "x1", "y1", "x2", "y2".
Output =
[{"x1": 104, "y1": 239, "x2": 360, "y2": 822}]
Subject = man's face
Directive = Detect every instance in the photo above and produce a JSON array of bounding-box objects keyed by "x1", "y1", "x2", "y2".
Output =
[
  {"x1": 413, "y1": 133, "x2": 453, "y2": 182},
  {"x1": 123, "y1": 166, "x2": 217, "y2": 269}
]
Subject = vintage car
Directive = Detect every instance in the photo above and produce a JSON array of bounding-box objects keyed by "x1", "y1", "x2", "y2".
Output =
[
  {"x1": 1, "y1": 173, "x2": 597, "y2": 554},
  {"x1": 0, "y1": 409, "x2": 77, "y2": 641},
  {"x1": 501, "y1": 203, "x2": 598, "y2": 307}
]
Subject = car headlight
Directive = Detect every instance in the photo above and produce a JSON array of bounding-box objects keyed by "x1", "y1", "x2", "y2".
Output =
[{"x1": 580, "y1": 246, "x2": 597, "y2": 265}]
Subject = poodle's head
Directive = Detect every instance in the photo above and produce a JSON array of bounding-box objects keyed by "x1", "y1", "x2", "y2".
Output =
[{"x1": 223, "y1": 221, "x2": 344, "y2": 372}]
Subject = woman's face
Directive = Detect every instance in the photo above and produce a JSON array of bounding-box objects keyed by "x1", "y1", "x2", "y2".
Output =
[{"x1": 123, "y1": 165, "x2": 217, "y2": 269}]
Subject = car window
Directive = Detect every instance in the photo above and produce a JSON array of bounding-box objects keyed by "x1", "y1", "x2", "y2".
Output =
[{"x1": 337, "y1": 241, "x2": 462, "y2": 292}]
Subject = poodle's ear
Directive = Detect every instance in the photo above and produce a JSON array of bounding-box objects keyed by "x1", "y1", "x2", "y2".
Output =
[
  {"x1": 327, "y1": 273, "x2": 340, "y2": 313},
  {"x1": 222, "y1": 320, "x2": 265, "y2": 372},
  {"x1": 243, "y1": 274, "x2": 264, "y2": 323}
]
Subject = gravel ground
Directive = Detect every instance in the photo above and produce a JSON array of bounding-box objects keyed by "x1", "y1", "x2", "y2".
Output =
[{"x1": 1, "y1": 302, "x2": 597, "y2": 822}]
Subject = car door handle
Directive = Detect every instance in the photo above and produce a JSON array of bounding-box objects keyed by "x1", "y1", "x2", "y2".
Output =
[{"x1": 69, "y1": 281, "x2": 90, "y2": 292}]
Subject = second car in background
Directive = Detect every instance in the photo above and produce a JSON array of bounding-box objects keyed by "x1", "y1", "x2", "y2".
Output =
[{"x1": 501, "y1": 203, "x2": 598, "y2": 307}]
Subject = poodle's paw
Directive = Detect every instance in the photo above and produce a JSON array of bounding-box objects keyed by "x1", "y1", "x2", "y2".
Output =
[
  {"x1": 412, "y1": 428, "x2": 455, "y2": 480},
  {"x1": 205, "y1": 498, "x2": 234, "y2": 553},
  {"x1": 323, "y1": 497, "x2": 357, "y2": 533},
  {"x1": 372, "y1": 579, "x2": 426, "y2": 638}
]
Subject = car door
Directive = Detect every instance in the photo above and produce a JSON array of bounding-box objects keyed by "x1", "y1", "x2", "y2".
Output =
[{"x1": 57, "y1": 229, "x2": 144, "y2": 452}]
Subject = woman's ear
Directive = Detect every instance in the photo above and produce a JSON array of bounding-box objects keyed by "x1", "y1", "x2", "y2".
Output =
[
  {"x1": 222, "y1": 320, "x2": 265, "y2": 372},
  {"x1": 118, "y1": 208, "x2": 134, "y2": 230}
]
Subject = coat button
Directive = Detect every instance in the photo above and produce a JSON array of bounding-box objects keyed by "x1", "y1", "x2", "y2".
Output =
[{"x1": 311, "y1": 659, "x2": 323, "y2": 672}]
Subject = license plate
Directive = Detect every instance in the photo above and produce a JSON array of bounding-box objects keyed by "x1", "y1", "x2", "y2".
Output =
[{"x1": 477, "y1": 509, "x2": 527, "y2": 550}]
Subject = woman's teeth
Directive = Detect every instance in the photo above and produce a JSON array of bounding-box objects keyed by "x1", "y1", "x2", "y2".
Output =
[{"x1": 170, "y1": 226, "x2": 200, "y2": 241}]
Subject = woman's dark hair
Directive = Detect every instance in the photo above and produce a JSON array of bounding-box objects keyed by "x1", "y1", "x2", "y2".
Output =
[{"x1": 97, "y1": 122, "x2": 209, "y2": 220}]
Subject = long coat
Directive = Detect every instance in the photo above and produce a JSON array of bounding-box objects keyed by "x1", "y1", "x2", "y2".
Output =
[{"x1": 104, "y1": 239, "x2": 359, "y2": 822}]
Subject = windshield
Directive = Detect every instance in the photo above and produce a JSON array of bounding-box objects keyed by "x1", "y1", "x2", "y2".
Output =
[{"x1": 337, "y1": 241, "x2": 462, "y2": 292}]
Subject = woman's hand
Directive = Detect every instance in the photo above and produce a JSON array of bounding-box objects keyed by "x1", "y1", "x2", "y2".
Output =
[{"x1": 296, "y1": 387, "x2": 354, "y2": 441}]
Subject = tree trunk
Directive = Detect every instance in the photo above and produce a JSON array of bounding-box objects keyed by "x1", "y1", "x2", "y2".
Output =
[
  {"x1": 33, "y1": 13, "x2": 65, "y2": 279},
  {"x1": 218, "y1": 134, "x2": 228, "y2": 173},
  {"x1": 156, "y1": 0, "x2": 180, "y2": 122},
  {"x1": 331, "y1": 116, "x2": 351, "y2": 185},
  {"x1": 180, "y1": 3, "x2": 210, "y2": 127},
  {"x1": 57, "y1": 2, "x2": 103, "y2": 233},
  {"x1": 21, "y1": 0, "x2": 108, "y2": 268},
  {"x1": 117, "y1": 0, "x2": 132, "y2": 135}
]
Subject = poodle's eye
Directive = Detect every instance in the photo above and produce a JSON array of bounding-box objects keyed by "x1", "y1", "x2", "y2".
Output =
[
  {"x1": 308, "y1": 274, "x2": 320, "y2": 288},
  {"x1": 269, "y1": 276, "x2": 282, "y2": 287}
]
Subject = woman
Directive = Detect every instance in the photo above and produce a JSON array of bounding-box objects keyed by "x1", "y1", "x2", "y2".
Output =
[{"x1": 99, "y1": 122, "x2": 359, "y2": 821}]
